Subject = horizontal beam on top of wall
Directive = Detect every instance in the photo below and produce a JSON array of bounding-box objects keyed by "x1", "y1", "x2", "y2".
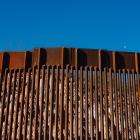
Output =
[{"x1": 0, "y1": 47, "x2": 139, "y2": 73}]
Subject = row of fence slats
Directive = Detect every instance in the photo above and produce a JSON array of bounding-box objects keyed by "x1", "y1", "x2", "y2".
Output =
[{"x1": 0, "y1": 66, "x2": 140, "y2": 139}]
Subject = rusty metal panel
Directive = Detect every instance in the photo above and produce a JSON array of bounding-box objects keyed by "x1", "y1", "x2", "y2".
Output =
[
  {"x1": 101, "y1": 51, "x2": 114, "y2": 69},
  {"x1": 9, "y1": 52, "x2": 27, "y2": 69},
  {"x1": 115, "y1": 52, "x2": 135, "y2": 70},
  {"x1": 46, "y1": 48, "x2": 64, "y2": 65},
  {"x1": 78, "y1": 49, "x2": 99, "y2": 67}
]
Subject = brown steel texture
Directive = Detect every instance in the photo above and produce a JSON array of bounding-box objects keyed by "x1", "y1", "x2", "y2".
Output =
[{"x1": 0, "y1": 65, "x2": 140, "y2": 139}]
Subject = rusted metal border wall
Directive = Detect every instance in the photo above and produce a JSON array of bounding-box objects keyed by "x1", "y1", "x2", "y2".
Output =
[
  {"x1": 0, "y1": 48, "x2": 140, "y2": 72},
  {"x1": 0, "y1": 48, "x2": 140, "y2": 139},
  {"x1": 0, "y1": 65, "x2": 140, "y2": 139}
]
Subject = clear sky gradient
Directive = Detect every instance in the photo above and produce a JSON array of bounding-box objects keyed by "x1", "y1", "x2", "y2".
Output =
[{"x1": 0, "y1": 0, "x2": 140, "y2": 52}]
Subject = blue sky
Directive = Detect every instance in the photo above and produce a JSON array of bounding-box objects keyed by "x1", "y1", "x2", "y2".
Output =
[{"x1": 0, "y1": 0, "x2": 140, "y2": 52}]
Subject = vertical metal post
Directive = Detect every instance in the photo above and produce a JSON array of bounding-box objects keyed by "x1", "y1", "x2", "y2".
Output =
[
  {"x1": 127, "y1": 70, "x2": 134, "y2": 140},
  {"x1": 80, "y1": 66, "x2": 83, "y2": 140},
  {"x1": 18, "y1": 68, "x2": 26, "y2": 139},
  {"x1": 114, "y1": 70, "x2": 119, "y2": 140},
  {"x1": 12, "y1": 69, "x2": 22, "y2": 140},
  {"x1": 38, "y1": 65, "x2": 45, "y2": 140},
  {"x1": 99, "y1": 69, "x2": 104, "y2": 140},
  {"x1": 34, "y1": 66, "x2": 40, "y2": 139},
  {"x1": 28, "y1": 66, "x2": 35, "y2": 140},
  {"x1": 95, "y1": 67, "x2": 99, "y2": 140},
  {"x1": 85, "y1": 66, "x2": 88, "y2": 140},
  {"x1": 0, "y1": 69, "x2": 8, "y2": 138},
  {"x1": 75, "y1": 66, "x2": 78, "y2": 140},
  {"x1": 23, "y1": 68, "x2": 31, "y2": 140},
  {"x1": 64, "y1": 65, "x2": 68, "y2": 140},
  {"x1": 54, "y1": 66, "x2": 59, "y2": 140},
  {"x1": 104, "y1": 68, "x2": 109, "y2": 139},
  {"x1": 49, "y1": 66, "x2": 54, "y2": 140},
  {"x1": 132, "y1": 70, "x2": 139, "y2": 140},
  {"x1": 119, "y1": 70, "x2": 124, "y2": 139},
  {"x1": 44, "y1": 65, "x2": 50, "y2": 139},
  {"x1": 3, "y1": 70, "x2": 14, "y2": 139},
  {"x1": 90, "y1": 66, "x2": 93, "y2": 139},
  {"x1": 109, "y1": 68, "x2": 114, "y2": 140},
  {"x1": 70, "y1": 66, "x2": 73, "y2": 140},
  {"x1": 8, "y1": 69, "x2": 17, "y2": 139},
  {"x1": 59, "y1": 66, "x2": 64, "y2": 139},
  {"x1": 123, "y1": 69, "x2": 129, "y2": 140}
]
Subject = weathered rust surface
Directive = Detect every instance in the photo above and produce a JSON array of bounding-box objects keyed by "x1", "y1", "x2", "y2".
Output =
[
  {"x1": 0, "y1": 66, "x2": 139, "y2": 139},
  {"x1": 0, "y1": 48, "x2": 140, "y2": 72},
  {"x1": 9, "y1": 52, "x2": 32, "y2": 69},
  {"x1": 0, "y1": 47, "x2": 140, "y2": 139}
]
